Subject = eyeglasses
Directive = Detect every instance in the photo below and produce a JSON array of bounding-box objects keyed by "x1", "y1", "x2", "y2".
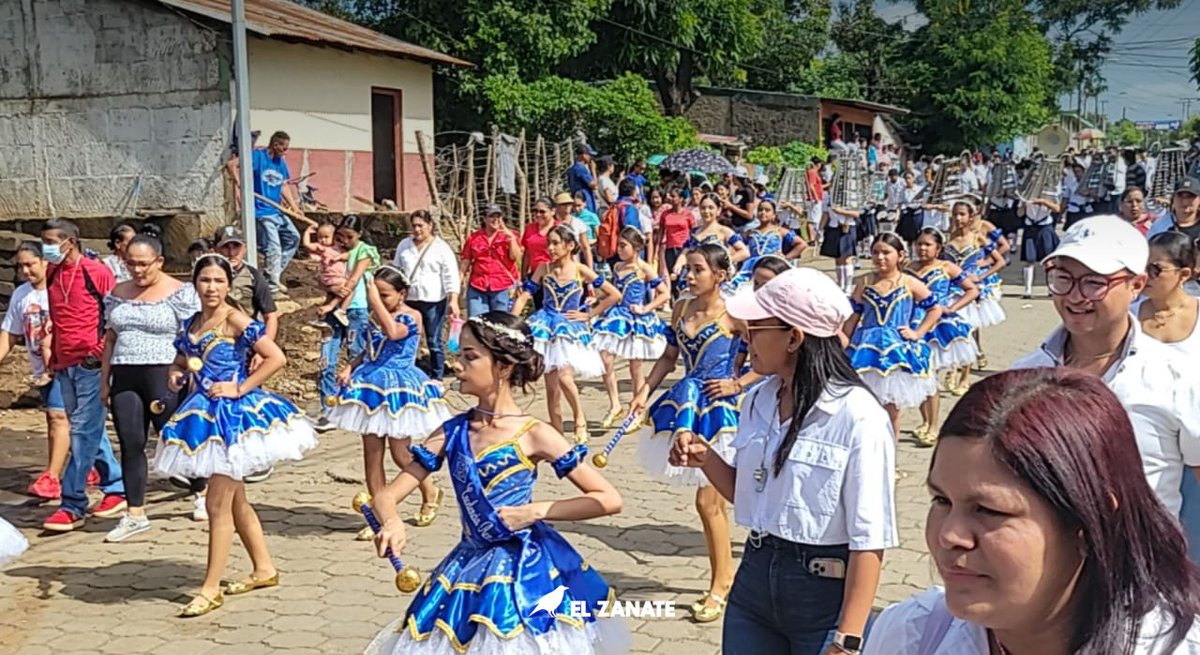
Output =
[
  {"x1": 742, "y1": 324, "x2": 791, "y2": 340},
  {"x1": 1147, "y1": 262, "x2": 1181, "y2": 279},
  {"x1": 532, "y1": 209, "x2": 549, "y2": 215},
  {"x1": 1046, "y1": 267, "x2": 1132, "y2": 301}
]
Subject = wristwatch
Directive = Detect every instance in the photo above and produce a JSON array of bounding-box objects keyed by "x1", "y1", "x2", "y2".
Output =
[{"x1": 833, "y1": 632, "x2": 863, "y2": 654}]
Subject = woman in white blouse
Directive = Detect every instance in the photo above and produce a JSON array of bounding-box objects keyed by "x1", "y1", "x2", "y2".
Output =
[
  {"x1": 865, "y1": 368, "x2": 1200, "y2": 655},
  {"x1": 671, "y1": 267, "x2": 897, "y2": 655},
  {"x1": 392, "y1": 210, "x2": 460, "y2": 379}
]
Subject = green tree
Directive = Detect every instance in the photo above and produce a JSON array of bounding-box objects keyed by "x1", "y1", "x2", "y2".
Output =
[
  {"x1": 1108, "y1": 118, "x2": 1143, "y2": 146},
  {"x1": 742, "y1": 0, "x2": 834, "y2": 91},
  {"x1": 828, "y1": 0, "x2": 915, "y2": 102}
]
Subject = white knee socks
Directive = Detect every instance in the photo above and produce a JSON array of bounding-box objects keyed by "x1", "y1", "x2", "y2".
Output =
[{"x1": 1023, "y1": 264, "x2": 1034, "y2": 296}]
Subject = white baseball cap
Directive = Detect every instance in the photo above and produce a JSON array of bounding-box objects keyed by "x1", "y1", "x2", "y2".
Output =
[
  {"x1": 1042, "y1": 214, "x2": 1148, "y2": 276},
  {"x1": 726, "y1": 267, "x2": 852, "y2": 338}
]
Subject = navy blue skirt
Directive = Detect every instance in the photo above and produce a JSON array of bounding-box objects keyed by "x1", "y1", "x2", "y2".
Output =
[
  {"x1": 820, "y1": 225, "x2": 857, "y2": 259},
  {"x1": 1022, "y1": 223, "x2": 1060, "y2": 262}
]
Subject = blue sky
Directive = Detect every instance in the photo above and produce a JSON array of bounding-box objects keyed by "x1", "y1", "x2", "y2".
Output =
[{"x1": 874, "y1": 0, "x2": 1199, "y2": 122}]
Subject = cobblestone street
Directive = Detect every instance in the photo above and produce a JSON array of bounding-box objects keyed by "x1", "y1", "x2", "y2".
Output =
[{"x1": 0, "y1": 265, "x2": 1061, "y2": 654}]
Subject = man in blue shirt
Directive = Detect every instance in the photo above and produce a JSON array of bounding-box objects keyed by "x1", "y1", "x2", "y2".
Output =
[
  {"x1": 252, "y1": 131, "x2": 301, "y2": 295},
  {"x1": 566, "y1": 143, "x2": 598, "y2": 213},
  {"x1": 627, "y1": 158, "x2": 648, "y2": 202}
]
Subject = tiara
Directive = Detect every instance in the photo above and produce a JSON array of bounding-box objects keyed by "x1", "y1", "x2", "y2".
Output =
[
  {"x1": 375, "y1": 264, "x2": 409, "y2": 283},
  {"x1": 193, "y1": 252, "x2": 232, "y2": 273},
  {"x1": 468, "y1": 316, "x2": 530, "y2": 344},
  {"x1": 877, "y1": 230, "x2": 909, "y2": 252}
]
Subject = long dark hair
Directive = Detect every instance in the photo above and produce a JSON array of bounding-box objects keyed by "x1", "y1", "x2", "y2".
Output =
[
  {"x1": 938, "y1": 368, "x2": 1200, "y2": 654},
  {"x1": 192, "y1": 254, "x2": 243, "y2": 313},
  {"x1": 465, "y1": 312, "x2": 545, "y2": 393},
  {"x1": 1148, "y1": 230, "x2": 1197, "y2": 270},
  {"x1": 774, "y1": 335, "x2": 869, "y2": 476}
]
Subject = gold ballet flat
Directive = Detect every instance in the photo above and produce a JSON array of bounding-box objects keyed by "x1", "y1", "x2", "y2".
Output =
[
  {"x1": 692, "y1": 593, "x2": 726, "y2": 624},
  {"x1": 179, "y1": 592, "x2": 223, "y2": 618},
  {"x1": 573, "y1": 423, "x2": 590, "y2": 445},
  {"x1": 355, "y1": 525, "x2": 375, "y2": 541},
  {"x1": 600, "y1": 406, "x2": 623, "y2": 430},
  {"x1": 224, "y1": 572, "x2": 279, "y2": 596},
  {"x1": 415, "y1": 488, "x2": 444, "y2": 528}
]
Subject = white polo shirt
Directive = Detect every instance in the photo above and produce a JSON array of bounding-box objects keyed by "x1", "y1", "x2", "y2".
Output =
[
  {"x1": 864, "y1": 587, "x2": 1200, "y2": 654},
  {"x1": 728, "y1": 377, "x2": 898, "y2": 550},
  {"x1": 1012, "y1": 319, "x2": 1200, "y2": 516}
]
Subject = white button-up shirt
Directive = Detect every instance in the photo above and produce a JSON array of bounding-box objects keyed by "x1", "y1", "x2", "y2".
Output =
[
  {"x1": 1011, "y1": 319, "x2": 1200, "y2": 516},
  {"x1": 392, "y1": 236, "x2": 461, "y2": 303},
  {"x1": 728, "y1": 377, "x2": 898, "y2": 550},
  {"x1": 864, "y1": 587, "x2": 1200, "y2": 654}
]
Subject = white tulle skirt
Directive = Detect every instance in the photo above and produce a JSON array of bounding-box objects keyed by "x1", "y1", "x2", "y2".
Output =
[
  {"x1": 154, "y1": 420, "x2": 317, "y2": 481},
  {"x1": 537, "y1": 341, "x2": 605, "y2": 379},
  {"x1": 636, "y1": 427, "x2": 735, "y2": 488},
  {"x1": 860, "y1": 371, "x2": 936, "y2": 408},
  {"x1": 592, "y1": 334, "x2": 666, "y2": 362},
  {"x1": 0, "y1": 518, "x2": 28, "y2": 567},
  {"x1": 364, "y1": 614, "x2": 631, "y2": 655},
  {"x1": 328, "y1": 403, "x2": 452, "y2": 441},
  {"x1": 974, "y1": 298, "x2": 1007, "y2": 328},
  {"x1": 930, "y1": 339, "x2": 979, "y2": 370}
]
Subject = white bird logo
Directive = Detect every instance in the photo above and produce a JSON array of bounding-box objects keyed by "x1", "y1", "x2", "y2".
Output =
[{"x1": 529, "y1": 585, "x2": 570, "y2": 618}]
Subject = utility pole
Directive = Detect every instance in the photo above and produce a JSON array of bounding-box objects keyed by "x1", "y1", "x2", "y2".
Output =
[
  {"x1": 1100, "y1": 101, "x2": 1108, "y2": 130},
  {"x1": 232, "y1": 0, "x2": 257, "y2": 258}
]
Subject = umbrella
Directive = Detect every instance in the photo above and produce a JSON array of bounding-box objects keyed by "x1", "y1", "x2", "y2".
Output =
[{"x1": 660, "y1": 148, "x2": 736, "y2": 175}]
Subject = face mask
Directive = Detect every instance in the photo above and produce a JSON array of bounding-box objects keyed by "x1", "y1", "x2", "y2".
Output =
[{"x1": 42, "y1": 243, "x2": 64, "y2": 264}]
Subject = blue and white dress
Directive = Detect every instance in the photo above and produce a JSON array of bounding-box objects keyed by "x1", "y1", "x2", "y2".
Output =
[
  {"x1": 525, "y1": 275, "x2": 605, "y2": 379},
  {"x1": 848, "y1": 283, "x2": 937, "y2": 408},
  {"x1": 366, "y1": 414, "x2": 630, "y2": 655},
  {"x1": 328, "y1": 312, "x2": 452, "y2": 439},
  {"x1": 0, "y1": 518, "x2": 28, "y2": 567},
  {"x1": 592, "y1": 267, "x2": 667, "y2": 361},
  {"x1": 729, "y1": 227, "x2": 799, "y2": 291},
  {"x1": 677, "y1": 231, "x2": 745, "y2": 296},
  {"x1": 638, "y1": 310, "x2": 743, "y2": 486},
  {"x1": 911, "y1": 265, "x2": 979, "y2": 370},
  {"x1": 942, "y1": 241, "x2": 1006, "y2": 328},
  {"x1": 154, "y1": 319, "x2": 317, "y2": 481}
]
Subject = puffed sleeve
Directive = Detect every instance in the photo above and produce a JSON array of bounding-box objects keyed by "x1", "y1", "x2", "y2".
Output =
[
  {"x1": 591, "y1": 274, "x2": 606, "y2": 289},
  {"x1": 170, "y1": 285, "x2": 201, "y2": 324},
  {"x1": 238, "y1": 320, "x2": 267, "y2": 350},
  {"x1": 522, "y1": 278, "x2": 541, "y2": 296},
  {"x1": 850, "y1": 299, "x2": 864, "y2": 314},
  {"x1": 782, "y1": 230, "x2": 798, "y2": 252},
  {"x1": 409, "y1": 444, "x2": 444, "y2": 472},
  {"x1": 916, "y1": 294, "x2": 937, "y2": 310},
  {"x1": 174, "y1": 316, "x2": 194, "y2": 357},
  {"x1": 727, "y1": 234, "x2": 744, "y2": 247},
  {"x1": 987, "y1": 228, "x2": 1003, "y2": 243},
  {"x1": 551, "y1": 444, "x2": 588, "y2": 478},
  {"x1": 663, "y1": 325, "x2": 678, "y2": 348},
  {"x1": 647, "y1": 277, "x2": 665, "y2": 289}
]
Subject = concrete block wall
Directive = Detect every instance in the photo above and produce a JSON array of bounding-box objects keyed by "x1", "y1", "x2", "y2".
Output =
[
  {"x1": 0, "y1": 0, "x2": 231, "y2": 219},
  {"x1": 684, "y1": 89, "x2": 823, "y2": 147}
]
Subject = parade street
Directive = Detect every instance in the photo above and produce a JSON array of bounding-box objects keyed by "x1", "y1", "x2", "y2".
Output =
[{"x1": 0, "y1": 261, "x2": 1061, "y2": 655}]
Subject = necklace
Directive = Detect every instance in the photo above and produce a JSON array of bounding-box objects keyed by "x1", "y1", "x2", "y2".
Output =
[
  {"x1": 471, "y1": 406, "x2": 530, "y2": 420},
  {"x1": 56, "y1": 256, "x2": 82, "y2": 306},
  {"x1": 989, "y1": 630, "x2": 1010, "y2": 654},
  {"x1": 1150, "y1": 299, "x2": 1190, "y2": 328}
]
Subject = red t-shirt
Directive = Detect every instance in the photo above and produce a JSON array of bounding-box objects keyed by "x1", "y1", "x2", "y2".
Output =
[
  {"x1": 521, "y1": 222, "x2": 555, "y2": 275},
  {"x1": 461, "y1": 228, "x2": 518, "y2": 292},
  {"x1": 658, "y1": 209, "x2": 695, "y2": 249},
  {"x1": 807, "y1": 167, "x2": 825, "y2": 201},
  {"x1": 47, "y1": 255, "x2": 115, "y2": 370}
]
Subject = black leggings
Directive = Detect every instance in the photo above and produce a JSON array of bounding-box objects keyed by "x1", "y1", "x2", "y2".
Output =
[{"x1": 111, "y1": 364, "x2": 178, "y2": 507}]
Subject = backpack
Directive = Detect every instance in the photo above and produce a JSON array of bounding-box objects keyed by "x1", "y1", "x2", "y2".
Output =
[{"x1": 597, "y1": 200, "x2": 631, "y2": 260}]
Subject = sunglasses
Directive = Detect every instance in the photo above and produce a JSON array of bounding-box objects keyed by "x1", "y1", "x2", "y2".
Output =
[{"x1": 1147, "y1": 262, "x2": 1182, "y2": 279}]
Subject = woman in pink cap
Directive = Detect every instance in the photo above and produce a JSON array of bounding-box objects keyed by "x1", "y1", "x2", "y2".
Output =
[{"x1": 671, "y1": 267, "x2": 897, "y2": 655}]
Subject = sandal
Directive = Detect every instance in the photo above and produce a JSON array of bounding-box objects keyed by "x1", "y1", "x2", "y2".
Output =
[
  {"x1": 601, "y1": 406, "x2": 624, "y2": 430},
  {"x1": 415, "y1": 488, "x2": 444, "y2": 528},
  {"x1": 355, "y1": 525, "x2": 375, "y2": 541},
  {"x1": 976, "y1": 354, "x2": 989, "y2": 370},
  {"x1": 224, "y1": 572, "x2": 280, "y2": 596},
  {"x1": 692, "y1": 593, "x2": 726, "y2": 623},
  {"x1": 689, "y1": 592, "x2": 711, "y2": 614},
  {"x1": 179, "y1": 592, "x2": 224, "y2": 618},
  {"x1": 573, "y1": 423, "x2": 590, "y2": 445},
  {"x1": 914, "y1": 426, "x2": 937, "y2": 448},
  {"x1": 950, "y1": 382, "x2": 971, "y2": 397}
]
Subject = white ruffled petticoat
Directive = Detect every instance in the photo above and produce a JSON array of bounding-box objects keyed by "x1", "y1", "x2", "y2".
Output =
[
  {"x1": 329, "y1": 402, "x2": 452, "y2": 441},
  {"x1": 859, "y1": 371, "x2": 936, "y2": 408},
  {"x1": 0, "y1": 518, "x2": 28, "y2": 567},
  {"x1": 930, "y1": 339, "x2": 979, "y2": 370},
  {"x1": 537, "y1": 341, "x2": 605, "y2": 379},
  {"x1": 364, "y1": 613, "x2": 631, "y2": 655},
  {"x1": 636, "y1": 427, "x2": 736, "y2": 488},
  {"x1": 974, "y1": 298, "x2": 1006, "y2": 328},
  {"x1": 154, "y1": 419, "x2": 318, "y2": 481},
  {"x1": 592, "y1": 333, "x2": 666, "y2": 362}
]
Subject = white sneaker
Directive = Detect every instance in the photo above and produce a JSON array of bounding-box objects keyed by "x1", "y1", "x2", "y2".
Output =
[
  {"x1": 104, "y1": 513, "x2": 151, "y2": 542},
  {"x1": 192, "y1": 495, "x2": 208, "y2": 522}
]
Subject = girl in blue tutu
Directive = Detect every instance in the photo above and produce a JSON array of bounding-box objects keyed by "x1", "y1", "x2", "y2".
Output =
[
  {"x1": 728, "y1": 200, "x2": 806, "y2": 292},
  {"x1": 630, "y1": 243, "x2": 756, "y2": 624},
  {"x1": 943, "y1": 200, "x2": 1007, "y2": 373},
  {"x1": 512, "y1": 225, "x2": 620, "y2": 444},
  {"x1": 365, "y1": 312, "x2": 628, "y2": 655},
  {"x1": 669, "y1": 194, "x2": 750, "y2": 295},
  {"x1": 593, "y1": 227, "x2": 670, "y2": 428},
  {"x1": 905, "y1": 228, "x2": 980, "y2": 446},
  {"x1": 843, "y1": 233, "x2": 942, "y2": 441},
  {"x1": 155, "y1": 254, "x2": 317, "y2": 617},
  {"x1": 329, "y1": 266, "x2": 452, "y2": 534}
]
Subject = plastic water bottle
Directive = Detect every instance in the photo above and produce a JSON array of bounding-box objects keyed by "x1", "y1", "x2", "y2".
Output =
[{"x1": 447, "y1": 317, "x2": 464, "y2": 354}]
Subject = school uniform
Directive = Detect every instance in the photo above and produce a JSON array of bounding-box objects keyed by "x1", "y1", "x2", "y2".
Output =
[
  {"x1": 723, "y1": 378, "x2": 897, "y2": 654},
  {"x1": 820, "y1": 210, "x2": 857, "y2": 259},
  {"x1": 896, "y1": 186, "x2": 923, "y2": 243},
  {"x1": 1063, "y1": 175, "x2": 1092, "y2": 229},
  {"x1": 1020, "y1": 187, "x2": 1061, "y2": 263}
]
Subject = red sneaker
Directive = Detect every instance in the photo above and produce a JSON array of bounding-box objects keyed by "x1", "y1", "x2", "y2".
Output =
[
  {"x1": 90, "y1": 494, "x2": 127, "y2": 519},
  {"x1": 87, "y1": 468, "x2": 100, "y2": 487},
  {"x1": 27, "y1": 472, "x2": 61, "y2": 500},
  {"x1": 43, "y1": 509, "x2": 84, "y2": 532}
]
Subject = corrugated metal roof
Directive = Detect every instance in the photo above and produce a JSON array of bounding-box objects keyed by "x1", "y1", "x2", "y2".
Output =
[{"x1": 156, "y1": 0, "x2": 473, "y2": 68}]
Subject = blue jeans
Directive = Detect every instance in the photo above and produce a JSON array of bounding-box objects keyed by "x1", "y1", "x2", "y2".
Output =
[
  {"x1": 38, "y1": 375, "x2": 65, "y2": 413},
  {"x1": 409, "y1": 299, "x2": 448, "y2": 379},
  {"x1": 319, "y1": 308, "x2": 369, "y2": 411},
  {"x1": 723, "y1": 537, "x2": 850, "y2": 655},
  {"x1": 256, "y1": 213, "x2": 301, "y2": 291},
  {"x1": 466, "y1": 286, "x2": 513, "y2": 317},
  {"x1": 59, "y1": 365, "x2": 124, "y2": 516},
  {"x1": 1180, "y1": 473, "x2": 1200, "y2": 563}
]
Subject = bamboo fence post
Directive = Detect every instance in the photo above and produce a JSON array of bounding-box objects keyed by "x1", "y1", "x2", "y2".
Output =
[
  {"x1": 515, "y1": 129, "x2": 528, "y2": 232},
  {"x1": 465, "y1": 138, "x2": 477, "y2": 225},
  {"x1": 415, "y1": 131, "x2": 444, "y2": 218}
]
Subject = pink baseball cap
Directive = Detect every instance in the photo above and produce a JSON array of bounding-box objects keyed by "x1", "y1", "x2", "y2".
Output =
[{"x1": 726, "y1": 267, "x2": 852, "y2": 337}]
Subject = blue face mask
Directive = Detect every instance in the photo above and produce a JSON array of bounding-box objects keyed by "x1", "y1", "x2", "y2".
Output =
[{"x1": 42, "y1": 243, "x2": 64, "y2": 264}]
